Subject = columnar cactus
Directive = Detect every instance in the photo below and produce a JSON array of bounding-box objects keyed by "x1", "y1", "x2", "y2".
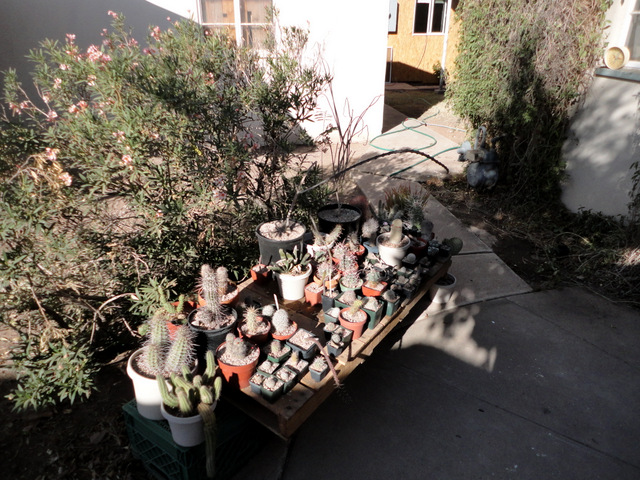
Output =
[
  {"x1": 347, "y1": 299, "x2": 364, "y2": 318},
  {"x1": 361, "y1": 218, "x2": 379, "y2": 240},
  {"x1": 243, "y1": 306, "x2": 261, "y2": 334},
  {"x1": 389, "y1": 218, "x2": 405, "y2": 246}
]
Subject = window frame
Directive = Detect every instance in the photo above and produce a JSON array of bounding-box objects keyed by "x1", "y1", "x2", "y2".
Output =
[
  {"x1": 199, "y1": 0, "x2": 273, "y2": 47},
  {"x1": 412, "y1": 0, "x2": 447, "y2": 36},
  {"x1": 625, "y1": 1, "x2": 640, "y2": 68}
]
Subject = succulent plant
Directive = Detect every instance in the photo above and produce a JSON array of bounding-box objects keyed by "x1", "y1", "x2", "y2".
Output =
[
  {"x1": 442, "y1": 237, "x2": 464, "y2": 256},
  {"x1": 382, "y1": 289, "x2": 398, "y2": 302},
  {"x1": 269, "y1": 246, "x2": 311, "y2": 275},
  {"x1": 365, "y1": 269, "x2": 381, "y2": 286},
  {"x1": 243, "y1": 306, "x2": 265, "y2": 335},
  {"x1": 310, "y1": 356, "x2": 327, "y2": 371},
  {"x1": 261, "y1": 304, "x2": 277, "y2": 317},
  {"x1": 340, "y1": 290, "x2": 357, "y2": 305},
  {"x1": 222, "y1": 333, "x2": 251, "y2": 365}
]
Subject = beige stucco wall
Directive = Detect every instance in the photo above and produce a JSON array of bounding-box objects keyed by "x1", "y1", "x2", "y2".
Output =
[{"x1": 561, "y1": 1, "x2": 639, "y2": 219}]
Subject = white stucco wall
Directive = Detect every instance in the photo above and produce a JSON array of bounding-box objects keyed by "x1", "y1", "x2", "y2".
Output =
[
  {"x1": 561, "y1": 0, "x2": 639, "y2": 219},
  {"x1": 274, "y1": 0, "x2": 388, "y2": 139}
]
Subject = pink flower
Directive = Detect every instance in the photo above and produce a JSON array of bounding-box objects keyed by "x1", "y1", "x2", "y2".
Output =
[
  {"x1": 59, "y1": 172, "x2": 72, "y2": 186},
  {"x1": 42, "y1": 93, "x2": 51, "y2": 103},
  {"x1": 151, "y1": 26, "x2": 161, "y2": 40},
  {"x1": 46, "y1": 110, "x2": 58, "y2": 122},
  {"x1": 87, "y1": 75, "x2": 96, "y2": 86},
  {"x1": 53, "y1": 78, "x2": 62, "y2": 89},
  {"x1": 107, "y1": 10, "x2": 118, "y2": 19},
  {"x1": 87, "y1": 45, "x2": 102, "y2": 62},
  {"x1": 66, "y1": 33, "x2": 76, "y2": 43},
  {"x1": 60, "y1": 64, "x2": 69, "y2": 71},
  {"x1": 112, "y1": 131, "x2": 125, "y2": 142},
  {"x1": 121, "y1": 154, "x2": 133, "y2": 167},
  {"x1": 45, "y1": 148, "x2": 57, "y2": 161},
  {"x1": 100, "y1": 54, "x2": 112, "y2": 63},
  {"x1": 9, "y1": 103, "x2": 20, "y2": 114},
  {"x1": 68, "y1": 104, "x2": 79, "y2": 114},
  {"x1": 77, "y1": 101, "x2": 88, "y2": 110}
]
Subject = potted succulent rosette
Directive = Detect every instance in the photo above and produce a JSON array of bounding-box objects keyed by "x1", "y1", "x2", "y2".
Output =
[{"x1": 216, "y1": 333, "x2": 260, "y2": 389}]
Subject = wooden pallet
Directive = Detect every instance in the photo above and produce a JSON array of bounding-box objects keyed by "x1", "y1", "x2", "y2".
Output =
[{"x1": 224, "y1": 259, "x2": 451, "y2": 439}]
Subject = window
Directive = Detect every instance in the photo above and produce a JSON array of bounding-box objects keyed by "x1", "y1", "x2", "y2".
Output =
[
  {"x1": 200, "y1": 0, "x2": 272, "y2": 46},
  {"x1": 413, "y1": 0, "x2": 447, "y2": 35},
  {"x1": 626, "y1": 0, "x2": 640, "y2": 67}
]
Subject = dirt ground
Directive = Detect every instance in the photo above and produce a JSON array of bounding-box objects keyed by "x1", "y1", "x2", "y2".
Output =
[{"x1": 0, "y1": 90, "x2": 560, "y2": 479}]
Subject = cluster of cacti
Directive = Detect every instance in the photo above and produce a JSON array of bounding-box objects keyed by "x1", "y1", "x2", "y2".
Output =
[
  {"x1": 310, "y1": 218, "x2": 342, "y2": 246},
  {"x1": 221, "y1": 333, "x2": 252, "y2": 365},
  {"x1": 346, "y1": 232, "x2": 361, "y2": 251},
  {"x1": 138, "y1": 310, "x2": 195, "y2": 377},
  {"x1": 271, "y1": 309, "x2": 292, "y2": 333},
  {"x1": 269, "y1": 246, "x2": 311, "y2": 275},
  {"x1": 316, "y1": 260, "x2": 336, "y2": 282},
  {"x1": 157, "y1": 350, "x2": 221, "y2": 478},
  {"x1": 365, "y1": 269, "x2": 381, "y2": 286},
  {"x1": 195, "y1": 264, "x2": 224, "y2": 328},
  {"x1": 332, "y1": 242, "x2": 349, "y2": 262}
]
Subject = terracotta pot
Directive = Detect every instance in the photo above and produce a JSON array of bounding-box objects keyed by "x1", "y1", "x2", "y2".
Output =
[
  {"x1": 362, "y1": 281, "x2": 387, "y2": 297},
  {"x1": 304, "y1": 283, "x2": 323, "y2": 306},
  {"x1": 250, "y1": 264, "x2": 271, "y2": 285},
  {"x1": 197, "y1": 283, "x2": 239, "y2": 308},
  {"x1": 215, "y1": 343, "x2": 260, "y2": 389},
  {"x1": 338, "y1": 308, "x2": 367, "y2": 340},
  {"x1": 271, "y1": 321, "x2": 298, "y2": 341},
  {"x1": 238, "y1": 317, "x2": 272, "y2": 345}
]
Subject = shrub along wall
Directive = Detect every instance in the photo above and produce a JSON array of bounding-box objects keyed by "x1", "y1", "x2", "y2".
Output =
[{"x1": 447, "y1": 0, "x2": 612, "y2": 203}]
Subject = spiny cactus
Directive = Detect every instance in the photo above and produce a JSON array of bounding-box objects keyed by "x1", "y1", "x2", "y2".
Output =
[
  {"x1": 389, "y1": 218, "x2": 405, "y2": 246},
  {"x1": 243, "y1": 306, "x2": 262, "y2": 334},
  {"x1": 382, "y1": 289, "x2": 398, "y2": 302},
  {"x1": 138, "y1": 312, "x2": 195, "y2": 377},
  {"x1": 271, "y1": 309, "x2": 291, "y2": 333},
  {"x1": 220, "y1": 333, "x2": 255, "y2": 366},
  {"x1": 215, "y1": 266, "x2": 229, "y2": 294},
  {"x1": 340, "y1": 290, "x2": 357, "y2": 305},
  {"x1": 361, "y1": 218, "x2": 379, "y2": 240},
  {"x1": 365, "y1": 269, "x2": 381, "y2": 286},
  {"x1": 261, "y1": 304, "x2": 277, "y2": 317},
  {"x1": 443, "y1": 237, "x2": 464, "y2": 256},
  {"x1": 347, "y1": 299, "x2": 364, "y2": 318},
  {"x1": 364, "y1": 297, "x2": 379, "y2": 310}
]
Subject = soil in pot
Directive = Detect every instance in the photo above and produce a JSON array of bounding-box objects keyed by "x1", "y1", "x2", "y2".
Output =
[
  {"x1": 188, "y1": 306, "x2": 238, "y2": 355},
  {"x1": 256, "y1": 220, "x2": 306, "y2": 265},
  {"x1": 317, "y1": 204, "x2": 362, "y2": 240}
]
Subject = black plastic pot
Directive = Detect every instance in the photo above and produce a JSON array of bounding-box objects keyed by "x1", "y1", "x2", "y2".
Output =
[
  {"x1": 317, "y1": 204, "x2": 362, "y2": 240},
  {"x1": 188, "y1": 306, "x2": 238, "y2": 360},
  {"x1": 255, "y1": 220, "x2": 306, "y2": 265}
]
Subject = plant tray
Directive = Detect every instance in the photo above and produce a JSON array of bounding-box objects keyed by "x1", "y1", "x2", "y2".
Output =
[{"x1": 123, "y1": 399, "x2": 269, "y2": 480}]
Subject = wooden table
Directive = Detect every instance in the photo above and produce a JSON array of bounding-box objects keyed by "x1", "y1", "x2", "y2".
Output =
[{"x1": 225, "y1": 259, "x2": 452, "y2": 439}]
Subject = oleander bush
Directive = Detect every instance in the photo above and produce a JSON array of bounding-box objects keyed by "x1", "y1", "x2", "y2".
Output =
[{"x1": 0, "y1": 12, "x2": 329, "y2": 410}]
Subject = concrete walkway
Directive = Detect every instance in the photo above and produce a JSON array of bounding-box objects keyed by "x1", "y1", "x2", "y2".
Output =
[{"x1": 230, "y1": 103, "x2": 640, "y2": 480}]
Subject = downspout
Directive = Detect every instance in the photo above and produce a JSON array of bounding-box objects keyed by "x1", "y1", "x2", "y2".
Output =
[
  {"x1": 233, "y1": 0, "x2": 243, "y2": 46},
  {"x1": 438, "y1": 0, "x2": 453, "y2": 92}
]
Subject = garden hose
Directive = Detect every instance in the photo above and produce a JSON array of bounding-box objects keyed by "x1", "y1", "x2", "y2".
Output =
[{"x1": 368, "y1": 98, "x2": 466, "y2": 177}]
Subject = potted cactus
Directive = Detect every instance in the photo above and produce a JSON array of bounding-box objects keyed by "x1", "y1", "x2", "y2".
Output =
[
  {"x1": 266, "y1": 339, "x2": 292, "y2": 364},
  {"x1": 307, "y1": 219, "x2": 342, "y2": 261},
  {"x1": 286, "y1": 328, "x2": 319, "y2": 360},
  {"x1": 362, "y1": 296, "x2": 384, "y2": 329},
  {"x1": 275, "y1": 365, "x2": 298, "y2": 393},
  {"x1": 270, "y1": 246, "x2": 312, "y2": 301},
  {"x1": 158, "y1": 350, "x2": 221, "y2": 478},
  {"x1": 313, "y1": 260, "x2": 341, "y2": 291},
  {"x1": 270, "y1": 308, "x2": 298, "y2": 341},
  {"x1": 260, "y1": 375, "x2": 285, "y2": 402},
  {"x1": 216, "y1": 333, "x2": 260, "y2": 389},
  {"x1": 383, "y1": 289, "x2": 401, "y2": 317},
  {"x1": 377, "y1": 218, "x2": 411, "y2": 267},
  {"x1": 197, "y1": 266, "x2": 239, "y2": 307},
  {"x1": 189, "y1": 264, "x2": 239, "y2": 354},
  {"x1": 309, "y1": 355, "x2": 330, "y2": 382},
  {"x1": 250, "y1": 260, "x2": 271, "y2": 285},
  {"x1": 338, "y1": 299, "x2": 367, "y2": 340},
  {"x1": 361, "y1": 269, "x2": 388, "y2": 297},
  {"x1": 337, "y1": 252, "x2": 363, "y2": 293},
  {"x1": 238, "y1": 306, "x2": 271, "y2": 345},
  {"x1": 361, "y1": 217, "x2": 379, "y2": 255},
  {"x1": 127, "y1": 311, "x2": 196, "y2": 420},
  {"x1": 283, "y1": 350, "x2": 309, "y2": 380}
]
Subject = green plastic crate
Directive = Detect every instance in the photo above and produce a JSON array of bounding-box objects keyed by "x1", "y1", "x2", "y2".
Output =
[{"x1": 123, "y1": 400, "x2": 269, "y2": 480}]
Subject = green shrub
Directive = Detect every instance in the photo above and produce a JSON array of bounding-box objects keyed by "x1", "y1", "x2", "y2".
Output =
[
  {"x1": 0, "y1": 13, "x2": 329, "y2": 410},
  {"x1": 447, "y1": 0, "x2": 611, "y2": 203}
]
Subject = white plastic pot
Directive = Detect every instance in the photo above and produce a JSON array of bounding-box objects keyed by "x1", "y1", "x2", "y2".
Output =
[
  {"x1": 127, "y1": 348, "x2": 164, "y2": 420},
  {"x1": 275, "y1": 264, "x2": 312, "y2": 301},
  {"x1": 430, "y1": 273, "x2": 457, "y2": 304},
  {"x1": 376, "y1": 233, "x2": 410, "y2": 267}
]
